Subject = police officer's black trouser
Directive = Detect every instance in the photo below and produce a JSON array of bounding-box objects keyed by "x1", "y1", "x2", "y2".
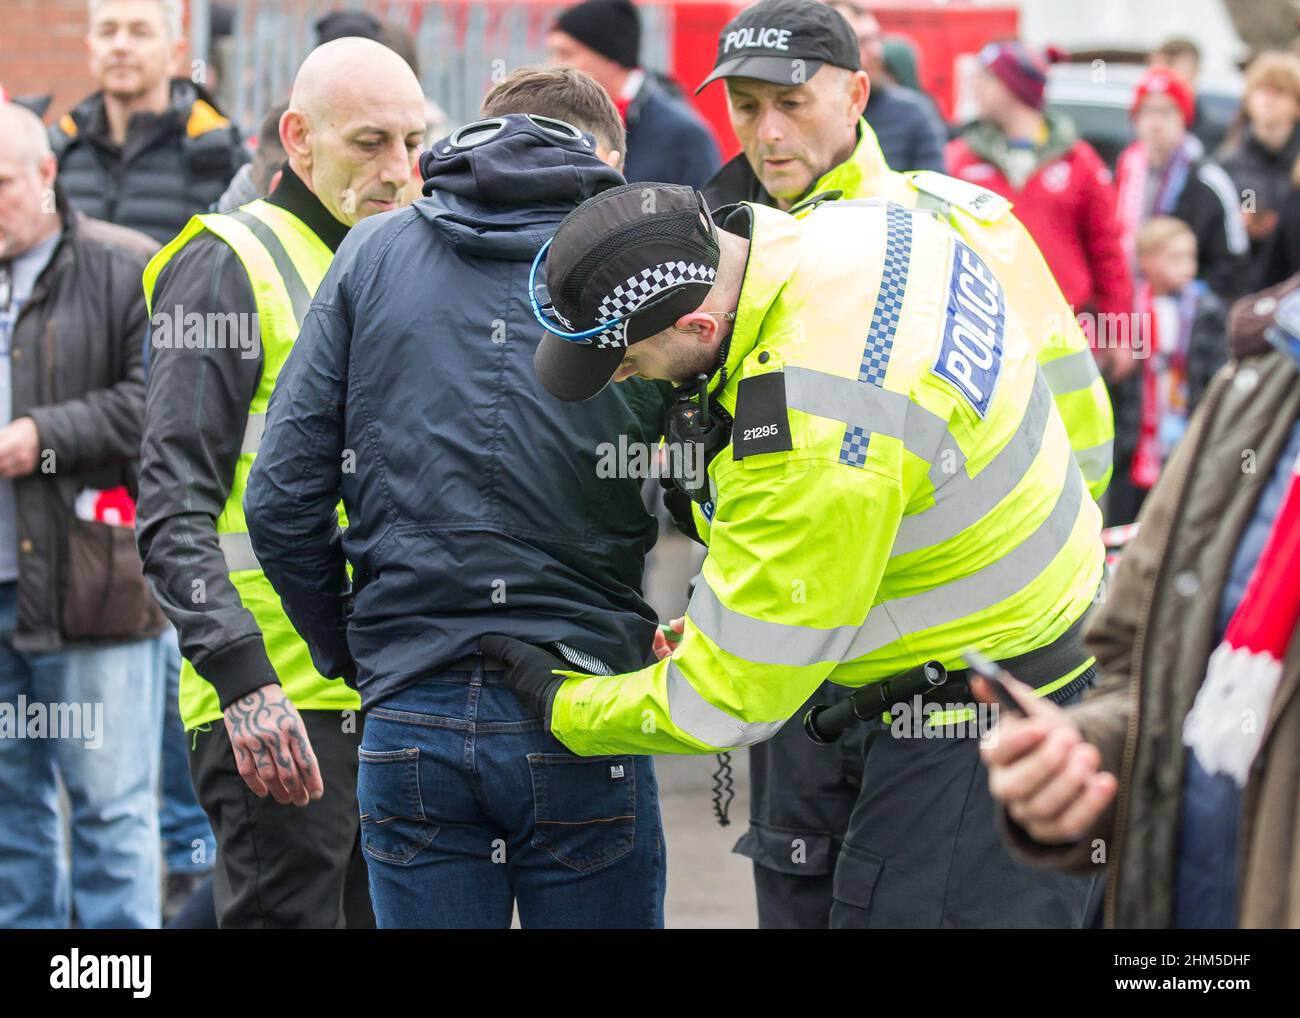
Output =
[
  {"x1": 735, "y1": 680, "x2": 864, "y2": 929},
  {"x1": 741, "y1": 681, "x2": 1103, "y2": 928}
]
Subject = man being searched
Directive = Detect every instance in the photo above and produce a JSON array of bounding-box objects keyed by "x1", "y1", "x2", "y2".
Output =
[
  {"x1": 244, "y1": 69, "x2": 670, "y2": 929},
  {"x1": 487, "y1": 180, "x2": 1108, "y2": 929},
  {"x1": 695, "y1": 0, "x2": 1115, "y2": 927},
  {"x1": 136, "y1": 38, "x2": 426, "y2": 928}
]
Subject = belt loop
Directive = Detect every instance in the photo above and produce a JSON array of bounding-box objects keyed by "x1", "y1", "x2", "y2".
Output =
[{"x1": 472, "y1": 655, "x2": 484, "y2": 686}]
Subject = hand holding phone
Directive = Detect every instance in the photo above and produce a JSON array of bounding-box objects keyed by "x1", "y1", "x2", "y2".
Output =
[
  {"x1": 963, "y1": 649, "x2": 1028, "y2": 716},
  {"x1": 969, "y1": 648, "x2": 1118, "y2": 845}
]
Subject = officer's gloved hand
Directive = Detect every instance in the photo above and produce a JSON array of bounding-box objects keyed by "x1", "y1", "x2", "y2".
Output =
[{"x1": 479, "y1": 635, "x2": 567, "y2": 731}]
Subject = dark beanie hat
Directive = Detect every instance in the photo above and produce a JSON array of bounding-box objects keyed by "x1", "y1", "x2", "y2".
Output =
[
  {"x1": 314, "y1": 9, "x2": 383, "y2": 47},
  {"x1": 555, "y1": 0, "x2": 641, "y2": 70}
]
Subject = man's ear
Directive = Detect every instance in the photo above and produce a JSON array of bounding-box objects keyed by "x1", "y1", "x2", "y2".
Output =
[
  {"x1": 597, "y1": 146, "x2": 624, "y2": 171},
  {"x1": 849, "y1": 69, "x2": 870, "y2": 121},
  {"x1": 38, "y1": 153, "x2": 58, "y2": 194},
  {"x1": 674, "y1": 310, "x2": 719, "y2": 344},
  {"x1": 279, "y1": 109, "x2": 311, "y2": 166}
]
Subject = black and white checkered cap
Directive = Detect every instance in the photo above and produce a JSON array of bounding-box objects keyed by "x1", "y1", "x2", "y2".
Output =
[{"x1": 536, "y1": 183, "x2": 721, "y2": 401}]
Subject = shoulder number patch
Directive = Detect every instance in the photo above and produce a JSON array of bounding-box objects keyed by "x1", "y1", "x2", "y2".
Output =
[
  {"x1": 932, "y1": 241, "x2": 1005, "y2": 418},
  {"x1": 732, "y1": 372, "x2": 793, "y2": 459},
  {"x1": 910, "y1": 170, "x2": 1012, "y2": 224}
]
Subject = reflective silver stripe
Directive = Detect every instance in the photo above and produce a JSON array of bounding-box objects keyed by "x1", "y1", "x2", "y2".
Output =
[
  {"x1": 241, "y1": 413, "x2": 265, "y2": 456},
  {"x1": 785, "y1": 366, "x2": 966, "y2": 488},
  {"x1": 846, "y1": 462, "x2": 1085, "y2": 658},
  {"x1": 688, "y1": 462, "x2": 1086, "y2": 667},
  {"x1": 226, "y1": 209, "x2": 312, "y2": 327},
  {"x1": 219, "y1": 531, "x2": 260, "y2": 572},
  {"x1": 688, "y1": 579, "x2": 847, "y2": 668},
  {"x1": 665, "y1": 659, "x2": 787, "y2": 748},
  {"x1": 1041, "y1": 349, "x2": 1101, "y2": 395},
  {"x1": 1075, "y1": 439, "x2": 1113, "y2": 482},
  {"x1": 892, "y1": 372, "x2": 1053, "y2": 556}
]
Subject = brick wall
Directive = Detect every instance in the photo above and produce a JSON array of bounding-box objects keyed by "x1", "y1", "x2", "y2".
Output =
[{"x1": 0, "y1": 0, "x2": 104, "y2": 122}]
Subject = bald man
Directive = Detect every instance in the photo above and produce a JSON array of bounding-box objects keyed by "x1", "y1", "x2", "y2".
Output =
[
  {"x1": 0, "y1": 102, "x2": 167, "y2": 927},
  {"x1": 136, "y1": 38, "x2": 426, "y2": 928}
]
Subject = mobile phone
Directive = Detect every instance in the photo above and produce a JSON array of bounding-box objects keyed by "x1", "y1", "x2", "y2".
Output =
[{"x1": 963, "y1": 649, "x2": 1028, "y2": 717}]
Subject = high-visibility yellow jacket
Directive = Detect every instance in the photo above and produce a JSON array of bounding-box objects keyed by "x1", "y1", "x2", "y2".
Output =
[
  {"x1": 142, "y1": 199, "x2": 359, "y2": 730},
  {"x1": 550, "y1": 199, "x2": 1105, "y2": 756},
  {"x1": 724, "y1": 120, "x2": 1115, "y2": 499}
]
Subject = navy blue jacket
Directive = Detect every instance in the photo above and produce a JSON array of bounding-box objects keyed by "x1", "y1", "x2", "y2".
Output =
[
  {"x1": 244, "y1": 117, "x2": 669, "y2": 708},
  {"x1": 864, "y1": 83, "x2": 947, "y2": 174},
  {"x1": 624, "y1": 76, "x2": 722, "y2": 188}
]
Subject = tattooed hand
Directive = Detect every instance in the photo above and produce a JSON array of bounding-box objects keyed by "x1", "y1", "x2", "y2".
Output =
[{"x1": 223, "y1": 684, "x2": 325, "y2": 806}]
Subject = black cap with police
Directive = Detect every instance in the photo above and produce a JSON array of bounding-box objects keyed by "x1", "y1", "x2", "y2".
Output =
[{"x1": 696, "y1": 0, "x2": 861, "y2": 94}]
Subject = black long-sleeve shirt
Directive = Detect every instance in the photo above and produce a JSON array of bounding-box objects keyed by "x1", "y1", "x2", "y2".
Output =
[{"x1": 136, "y1": 165, "x2": 348, "y2": 709}]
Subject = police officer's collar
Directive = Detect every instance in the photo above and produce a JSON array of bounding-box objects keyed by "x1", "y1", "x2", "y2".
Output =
[
  {"x1": 803, "y1": 119, "x2": 898, "y2": 206},
  {"x1": 710, "y1": 118, "x2": 896, "y2": 212},
  {"x1": 266, "y1": 162, "x2": 350, "y2": 252},
  {"x1": 705, "y1": 202, "x2": 803, "y2": 397}
]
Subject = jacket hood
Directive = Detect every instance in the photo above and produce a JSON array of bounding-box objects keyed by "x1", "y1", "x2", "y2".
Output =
[
  {"x1": 416, "y1": 115, "x2": 624, "y2": 260},
  {"x1": 959, "y1": 111, "x2": 1078, "y2": 179}
]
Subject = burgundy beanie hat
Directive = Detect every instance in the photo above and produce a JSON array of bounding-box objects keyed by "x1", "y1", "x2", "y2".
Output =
[{"x1": 977, "y1": 40, "x2": 1052, "y2": 111}]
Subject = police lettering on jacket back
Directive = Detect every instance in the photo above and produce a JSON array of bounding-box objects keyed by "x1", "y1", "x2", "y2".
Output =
[{"x1": 934, "y1": 241, "x2": 1005, "y2": 418}]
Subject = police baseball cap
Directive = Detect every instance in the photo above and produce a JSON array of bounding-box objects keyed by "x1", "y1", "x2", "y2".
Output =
[
  {"x1": 530, "y1": 183, "x2": 721, "y2": 403},
  {"x1": 696, "y1": 0, "x2": 861, "y2": 95}
]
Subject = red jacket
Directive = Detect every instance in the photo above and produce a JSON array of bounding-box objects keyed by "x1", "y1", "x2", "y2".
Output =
[{"x1": 946, "y1": 129, "x2": 1133, "y2": 322}]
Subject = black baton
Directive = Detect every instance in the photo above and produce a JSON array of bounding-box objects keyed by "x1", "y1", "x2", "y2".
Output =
[{"x1": 803, "y1": 660, "x2": 947, "y2": 745}]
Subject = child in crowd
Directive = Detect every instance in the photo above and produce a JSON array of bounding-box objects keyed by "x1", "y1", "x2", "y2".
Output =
[{"x1": 1111, "y1": 217, "x2": 1228, "y2": 524}]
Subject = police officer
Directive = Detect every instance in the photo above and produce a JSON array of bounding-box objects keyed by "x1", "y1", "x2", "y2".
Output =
[
  {"x1": 136, "y1": 38, "x2": 427, "y2": 928},
  {"x1": 484, "y1": 181, "x2": 1106, "y2": 928},
  {"x1": 695, "y1": 0, "x2": 1115, "y2": 926}
]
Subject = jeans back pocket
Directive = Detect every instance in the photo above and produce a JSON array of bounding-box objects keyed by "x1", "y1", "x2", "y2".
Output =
[
  {"x1": 528, "y1": 753, "x2": 636, "y2": 873},
  {"x1": 357, "y1": 747, "x2": 437, "y2": 865}
]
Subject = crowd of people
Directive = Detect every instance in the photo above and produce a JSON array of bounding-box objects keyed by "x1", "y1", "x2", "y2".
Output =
[{"x1": 0, "y1": 0, "x2": 1297, "y2": 930}]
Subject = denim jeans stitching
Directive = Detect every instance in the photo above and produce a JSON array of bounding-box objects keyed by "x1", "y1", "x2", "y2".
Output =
[{"x1": 527, "y1": 754, "x2": 637, "y2": 873}]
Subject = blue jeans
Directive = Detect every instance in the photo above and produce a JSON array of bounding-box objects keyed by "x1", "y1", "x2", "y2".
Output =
[
  {"x1": 152, "y1": 627, "x2": 215, "y2": 874},
  {"x1": 359, "y1": 663, "x2": 666, "y2": 928},
  {"x1": 0, "y1": 583, "x2": 161, "y2": 927}
]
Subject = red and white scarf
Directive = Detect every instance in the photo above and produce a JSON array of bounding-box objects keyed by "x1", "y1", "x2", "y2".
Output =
[
  {"x1": 1130, "y1": 281, "x2": 1199, "y2": 489},
  {"x1": 1183, "y1": 443, "x2": 1300, "y2": 785},
  {"x1": 1114, "y1": 137, "x2": 1197, "y2": 273}
]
